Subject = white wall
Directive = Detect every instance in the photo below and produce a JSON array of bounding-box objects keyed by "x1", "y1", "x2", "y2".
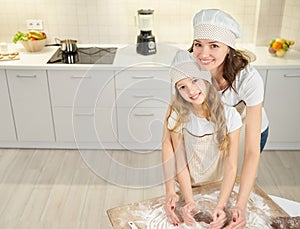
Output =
[{"x1": 0, "y1": 0, "x2": 299, "y2": 50}]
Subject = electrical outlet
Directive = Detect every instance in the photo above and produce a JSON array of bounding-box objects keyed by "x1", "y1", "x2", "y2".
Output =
[{"x1": 26, "y1": 19, "x2": 43, "y2": 30}]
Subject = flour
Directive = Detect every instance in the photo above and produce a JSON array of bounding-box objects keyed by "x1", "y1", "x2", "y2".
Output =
[{"x1": 126, "y1": 185, "x2": 273, "y2": 229}]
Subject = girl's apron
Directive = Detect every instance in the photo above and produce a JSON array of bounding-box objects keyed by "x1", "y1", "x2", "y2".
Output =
[{"x1": 182, "y1": 129, "x2": 225, "y2": 187}]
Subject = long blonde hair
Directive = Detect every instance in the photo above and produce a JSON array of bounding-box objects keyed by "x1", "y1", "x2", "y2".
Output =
[{"x1": 168, "y1": 80, "x2": 229, "y2": 156}]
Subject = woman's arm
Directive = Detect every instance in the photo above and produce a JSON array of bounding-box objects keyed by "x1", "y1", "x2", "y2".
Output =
[
  {"x1": 236, "y1": 103, "x2": 262, "y2": 209},
  {"x1": 228, "y1": 103, "x2": 262, "y2": 228}
]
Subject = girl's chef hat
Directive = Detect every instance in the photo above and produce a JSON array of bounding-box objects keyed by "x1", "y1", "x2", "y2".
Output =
[
  {"x1": 193, "y1": 9, "x2": 241, "y2": 49},
  {"x1": 170, "y1": 50, "x2": 211, "y2": 85}
]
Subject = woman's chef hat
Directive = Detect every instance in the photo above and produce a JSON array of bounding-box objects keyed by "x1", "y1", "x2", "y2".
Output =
[
  {"x1": 170, "y1": 50, "x2": 211, "y2": 85},
  {"x1": 193, "y1": 9, "x2": 241, "y2": 49}
]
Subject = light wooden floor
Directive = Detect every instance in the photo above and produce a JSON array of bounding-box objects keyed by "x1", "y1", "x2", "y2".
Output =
[{"x1": 0, "y1": 148, "x2": 299, "y2": 228}]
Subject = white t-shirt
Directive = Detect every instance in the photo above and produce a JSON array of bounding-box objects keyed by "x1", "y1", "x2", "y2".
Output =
[
  {"x1": 168, "y1": 105, "x2": 242, "y2": 136},
  {"x1": 220, "y1": 65, "x2": 269, "y2": 132}
]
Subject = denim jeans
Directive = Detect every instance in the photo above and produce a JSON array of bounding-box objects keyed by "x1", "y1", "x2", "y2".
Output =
[{"x1": 260, "y1": 127, "x2": 269, "y2": 152}]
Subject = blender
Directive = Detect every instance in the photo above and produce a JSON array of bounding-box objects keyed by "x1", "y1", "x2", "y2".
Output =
[{"x1": 136, "y1": 9, "x2": 157, "y2": 55}]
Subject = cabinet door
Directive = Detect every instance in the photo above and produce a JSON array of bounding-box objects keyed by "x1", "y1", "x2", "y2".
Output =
[
  {"x1": 53, "y1": 107, "x2": 117, "y2": 143},
  {"x1": 0, "y1": 70, "x2": 16, "y2": 141},
  {"x1": 117, "y1": 107, "x2": 166, "y2": 150},
  {"x1": 6, "y1": 70, "x2": 55, "y2": 142},
  {"x1": 264, "y1": 69, "x2": 300, "y2": 149}
]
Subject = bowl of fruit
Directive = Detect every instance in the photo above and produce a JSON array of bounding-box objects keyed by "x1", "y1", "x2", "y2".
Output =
[
  {"x1": 13, "y1": 30, "x2": 47, "y2": 52},
  {"x1": 268, "y1": 38, "x2": 295, "y2": 57}
]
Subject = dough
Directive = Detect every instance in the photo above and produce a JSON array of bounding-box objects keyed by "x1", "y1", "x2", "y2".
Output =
[{"x1": 270, "y1": 216, "x2": 300, "y2": 229}]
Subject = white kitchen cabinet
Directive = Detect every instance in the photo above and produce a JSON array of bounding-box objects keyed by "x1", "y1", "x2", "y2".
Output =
[
  {"x1": 115, "y1": 69, "x2": 171, "y2": 150},
  {"x1": 6, "y1": 69, "x2": 55, "y2": 142},
  {"x1": 0, "y1": 70, "x2": 16, "y2": 141},
  {"x1": 264, "y1": 68, "x2": 300, "y2": 149},
  {"x1": 48, "y1": 70, "x2": 118, "y2": 145}
]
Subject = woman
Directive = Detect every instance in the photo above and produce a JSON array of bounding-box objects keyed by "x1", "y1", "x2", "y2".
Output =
[
  {"x1": 163, "y1": 49, "x2": 242, "y2": 228},
  {"x1": 163, "y1": 9, "x2": 269, "y2": 228}
]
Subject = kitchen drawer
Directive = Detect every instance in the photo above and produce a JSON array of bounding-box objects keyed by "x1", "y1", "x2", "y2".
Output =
[
  {"x1": 6, "y1": 69, "x2": 55, "y2": 142},
  {"x1": 48, "y1": 70, "x2": 115, "y2": 107},
  {"x1": 117, "y1": 107, "x2": 166, "y2": 148},
  {"x1": 53, "y1": 107, "x2": 117, "y2": 143},
  {"x1": 116, "y1": 89, "x2": 171, "y2": 108},
  {"x1": 115, "y1": 70, "x2": 170, "y2": 90}
]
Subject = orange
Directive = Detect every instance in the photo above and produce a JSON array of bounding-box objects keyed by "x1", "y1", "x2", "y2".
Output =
[{"x1": 272, "y1": 41, "x2": 283, "y2": 51}]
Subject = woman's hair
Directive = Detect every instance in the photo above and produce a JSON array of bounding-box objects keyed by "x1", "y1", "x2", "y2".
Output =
[
  {"x1": 188, "y1": 44, "x2": 250, "y2": 93},
  {"x1": 169, "y1": 80, "x2": 229, "y2": 156}
]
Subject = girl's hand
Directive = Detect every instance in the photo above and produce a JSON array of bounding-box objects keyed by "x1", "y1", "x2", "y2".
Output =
[
  {"x1": 164, "y1": 193, "x2": 180, "y2": 226},
  {"x1": 180, "y1": 201, "x2": 196, "y2": 226},
  {"x1": 210, "y1": 207, "x2": 227, "y2": 229},
  {"x1": 226, "y1": 206, "x2": 246, "y2": 229}
]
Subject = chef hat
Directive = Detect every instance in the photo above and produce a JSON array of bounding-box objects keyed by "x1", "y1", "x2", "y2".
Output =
[
  {"x1": 170, "y1": 50, "x2": 211, "y2": 86},
  {"x1": 193, "y1": 9, "x2": 241, "y2": 49}
]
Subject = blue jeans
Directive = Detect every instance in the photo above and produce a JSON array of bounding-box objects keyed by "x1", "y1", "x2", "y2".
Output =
[{"x1": 260, "y1": 127, "x2": 269, "y2": 153}]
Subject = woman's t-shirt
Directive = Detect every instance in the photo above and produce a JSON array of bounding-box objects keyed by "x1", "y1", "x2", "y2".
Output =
[{"x1": 220, "y1": 65, "x2": 269, "y2": 132}]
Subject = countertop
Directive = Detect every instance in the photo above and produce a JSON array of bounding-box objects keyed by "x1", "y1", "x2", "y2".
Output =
[{"x1": 1, "y1": 43, "x2": 300, "y2": 70}]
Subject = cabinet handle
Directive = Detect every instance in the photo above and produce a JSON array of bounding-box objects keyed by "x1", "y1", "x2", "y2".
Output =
[
  {"x1": 133, "y1": 95, "x2": 154, "y2": 98},
  {"x1": 71, "y1": 75, "x2": 92, "y2": 79},
  {"x1": 16, "y1": 74, "x2": 37, "y2": 78},
  {"x1": 132, "y1": 76, "x2": 154, "y2": 79},
  {"x1": 74, "y1": 113, "x2": 94, "y2": 116},
  {"x1": 284, "y1": 74, "x2": 300, "y2": 78},
  {"x1": 134, "y1": 113, "x2": 154, "y2": 117}
]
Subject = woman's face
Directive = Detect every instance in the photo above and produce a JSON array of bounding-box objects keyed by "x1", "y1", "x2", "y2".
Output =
[
  {"x1": 176, "y1": 77, "x2": 207, "y2": 105},
  {"x1": 192, "y1": 39, "x2": 230, "y2": 74}
]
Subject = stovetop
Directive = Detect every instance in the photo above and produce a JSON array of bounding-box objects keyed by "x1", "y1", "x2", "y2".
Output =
[{"x1": 47, "y1": 47, "x2": 117, "y2": 64}]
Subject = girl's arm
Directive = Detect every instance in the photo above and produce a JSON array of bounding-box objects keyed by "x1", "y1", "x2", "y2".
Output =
[
  {"x1": 171, "y1": 131, "x2": 195, "y2": 226},
  {"x1": 216, "y1": 127, "x2": 240, "y2": 209},
  {"x1": 162, "y1": 106, "x2": 180, "y2": 225},
  {"x1": 210, "y1": 127, "x2": 240, "y2": 229}
]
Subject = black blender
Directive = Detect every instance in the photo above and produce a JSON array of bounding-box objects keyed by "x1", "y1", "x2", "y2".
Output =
[{"x1": 136, "y1": 9, "x2": 157, "y2": 55}]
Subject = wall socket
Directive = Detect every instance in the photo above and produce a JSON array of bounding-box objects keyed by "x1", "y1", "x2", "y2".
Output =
[{"x1": 26, "y1": 19, "x2": 43, "y2": 30}]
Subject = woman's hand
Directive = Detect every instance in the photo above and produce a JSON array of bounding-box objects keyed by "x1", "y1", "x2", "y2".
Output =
[
  {"x1": 164, "y1": 193, "x2": 180, "y2": 226},
  {"x1": 226, "y1": 206, "x2": 246, "y2": 229},
  {"x1": 210, "y1": 207, "x2": 227, "y2": 229},
  {"x1": 181, "y1": 201, "x2": 196, "y2": 226}
]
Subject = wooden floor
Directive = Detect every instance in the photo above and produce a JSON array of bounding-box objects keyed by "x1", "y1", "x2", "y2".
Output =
[{"x1": 0, "y1": 148, "x2": 299, "y2": 228}]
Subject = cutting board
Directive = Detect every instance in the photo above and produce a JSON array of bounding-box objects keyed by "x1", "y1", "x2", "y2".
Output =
[{"x1": 107, "y1": 181, "x2": 289, "y2": 228}]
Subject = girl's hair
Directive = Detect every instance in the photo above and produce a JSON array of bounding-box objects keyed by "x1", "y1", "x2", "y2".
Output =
[
  {"x1": 169, "y1": 80, "x2": 229, "y2": 156},
  {"x1": 188, "y1": 44, "x2": 250, "y2": 93}
]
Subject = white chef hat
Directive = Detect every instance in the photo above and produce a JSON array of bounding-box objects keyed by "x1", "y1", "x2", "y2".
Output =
[
  {"x1": 170, "y1": 50, "x2": 211, "y2": 86},
  {"x1": 193, "y1": 9, "x2": 242, "y2": 49}
]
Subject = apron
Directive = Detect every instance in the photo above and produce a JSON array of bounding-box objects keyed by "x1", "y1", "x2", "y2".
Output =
[{"x1": 182, "y1": 129, "x2": 225, "y2": 187}]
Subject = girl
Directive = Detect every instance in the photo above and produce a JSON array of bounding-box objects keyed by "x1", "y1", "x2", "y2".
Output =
[{"x1": 163, "y1": 50, "x2": 242, "y2": 228}]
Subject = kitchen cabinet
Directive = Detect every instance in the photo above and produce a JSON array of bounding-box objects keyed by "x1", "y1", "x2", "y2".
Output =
[
  {"x1": 264, "y1": 68, "x2": 300, "y2": 149},
  {"x1": 48, "y1": 70, "x2": 118, "y2": 146},
  {"x1": 0, "y1": 70, "x2": 16, "y2": 141},
  {"x1": 6, "y1": 69, "x2": 55, "y2": 142},
  {"x1": 115, "y1": 69, "x2": 171, "y2": 150}
]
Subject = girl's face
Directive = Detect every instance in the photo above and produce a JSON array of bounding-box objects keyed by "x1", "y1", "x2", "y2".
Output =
[
  {"x1": 176, "y1": 77, "x2": 206, "y2": 105},
  {"x1": 192, "y1": 39, "x2": 230, "y2": 74}
]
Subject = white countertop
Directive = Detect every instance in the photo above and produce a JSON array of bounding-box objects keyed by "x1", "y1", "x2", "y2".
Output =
[
  {"x1": 1, "y1": 43, "x2": 300, "y2": 70},
  {"x1": 269, "y1": 195, "x2": 300, "y2": 217}
]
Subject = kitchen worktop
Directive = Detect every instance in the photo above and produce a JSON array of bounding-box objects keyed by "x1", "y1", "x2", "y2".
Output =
[{"x1": 1, "y1": 43, "x2": 300, "y2": 70}]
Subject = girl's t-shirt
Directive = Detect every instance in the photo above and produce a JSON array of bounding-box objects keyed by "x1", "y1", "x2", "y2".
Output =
[
  {"x1": 167, "y1": 105, "x2": 242, "y2": 136},
  {"x1": 220, "y1": 65, "x2": 269, "y2": 132}
]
